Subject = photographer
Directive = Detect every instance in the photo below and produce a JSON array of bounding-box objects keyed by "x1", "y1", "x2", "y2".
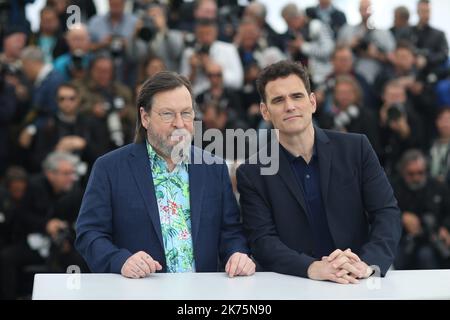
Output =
[
  {"x1": 379, "y1": 80, "x2": 425, "y2": 176},
  {"x1": 0, "y1": 152, "x2": 84, "y2": 299},
  {"x1": 87, "y1": 0, "x2": 138, "y2": 83},
  {"x1": 281, "y1": 3, "x2": 334, "y2": 86},
  {"x1": 393, "y1": 150, "x2": 450, "y2": 270},
  {"x1": 53, "y1": 24, "x2": 92, "y2": 81},
  {"x1": 375, "y1": 42, "x2": 437, "y2": 140},
  {"x1": 74, "y1": 54, "x2": 134, "y2": 150},
  {"x1": 337, "y1": 0, "x2": 396, "y2": 85},
  {"x1": 323, "y1": 75, "x2": 381, "y2": 157},
  {"x1": 128, "y1": 3, "x2": 184, "y2": 72},
  {"x1": 180, "y1": 18, "x2": 243, "y2": 95}
]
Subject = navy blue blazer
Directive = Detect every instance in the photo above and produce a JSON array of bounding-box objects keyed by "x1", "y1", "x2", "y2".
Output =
[
  {"x1": 237, "y1": 127, "x2": 401, "y2": 278},
  {"x1": 75, "y1": 142, "x2": 249, "y2": 273}
]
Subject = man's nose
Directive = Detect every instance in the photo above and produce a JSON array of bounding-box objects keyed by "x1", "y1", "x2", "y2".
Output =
[{"x1": 173, "y1": 113, "x2": 185, "y2": 128}]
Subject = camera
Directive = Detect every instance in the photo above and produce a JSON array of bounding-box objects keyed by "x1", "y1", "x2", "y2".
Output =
[
  {"x1": 69, "y1": 49, "x2": 85, "y2": 71},
  {"x1": 53, "y1": 227, "x2": 73, "y2": 250},
  {"x1": 334, "y1": 105, "x2": 360, "y2": 129},
  {"x1": 386, "y1": 103, "x2": 405, "y2": 123},
  {"x1": 195, "y1": 43, "x2": 210, "y2": 55},
  {"x1": 110, "y1": 35, "x2": 124, "y2": 58},
  {"x1": 138, "y1": 16, "x2": 157, "y2": 42},
  {"x1": 422, "y1": 213, "x2": 450, "y2": 259},
  {"x1": 286, "y1": 30, "x2": 297, "y2": 41}
]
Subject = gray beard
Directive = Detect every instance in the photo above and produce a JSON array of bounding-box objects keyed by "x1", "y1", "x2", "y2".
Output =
[
  {"x1": 147, "y1": 125, "x2": 192, "y2": 163},
  {"x1": 406, "y1": 178, "x2": 427, "y2": 191}
]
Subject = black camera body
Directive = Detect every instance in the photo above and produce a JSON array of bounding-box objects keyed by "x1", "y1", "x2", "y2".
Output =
[
  {"x1": 386, "y1": 103, "x2": 405, "y2": 123},
  {"x1": 110, "y1": 35, "x2": 124, "y2": 58},
  {"x1": 195, "y1": 44, "x2": 210, "y2": 55},
  {"x1": 138, "y1": 16, "x2": 157, "y2": 42},
  {"x1": 53, "y1": 227, "x2": 73, "y2": 250},
  {"x1": 422, "y1": 213, "x2": 450, "y2": 259},
  {"x1": 69, "y1": 50, "x2": 85, "y2": 71}
]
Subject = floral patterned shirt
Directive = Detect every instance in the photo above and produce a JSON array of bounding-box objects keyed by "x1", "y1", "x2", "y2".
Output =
[{"x1": 146, "y1": 142, "x2": 195, "y2": 272}]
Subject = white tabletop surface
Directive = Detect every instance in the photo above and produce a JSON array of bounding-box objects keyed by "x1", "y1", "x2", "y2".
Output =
[{"x1": 32, "y1": 270, "x2": 450, "y2": 300}]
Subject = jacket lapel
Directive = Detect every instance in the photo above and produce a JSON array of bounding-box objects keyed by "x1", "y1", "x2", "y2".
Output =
[
  {"x1": 128, "y1": 142, "x2": 164, "y2": 249},
  {"x1": 188, "y1": 147, "x2": 204, "y2": 245},
  {"x1": 315, "y1": 127, "x2": 332, "y2": 207}
]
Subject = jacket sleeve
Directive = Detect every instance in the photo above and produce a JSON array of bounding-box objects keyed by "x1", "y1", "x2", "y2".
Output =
[
  {"x1": 358, "y1": 135, "x2": 402, "y2": 276},
  {"x1": 75, "y1": 157, "x2": 132, "y2": 273},
  {"x1": 219, "y1": 164, "x2": 250, "y2": 265}
]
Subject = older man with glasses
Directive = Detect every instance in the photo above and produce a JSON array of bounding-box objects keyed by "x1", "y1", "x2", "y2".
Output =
[{"x1": 76, "y1": 71, "x2": 255, "y2": 278}]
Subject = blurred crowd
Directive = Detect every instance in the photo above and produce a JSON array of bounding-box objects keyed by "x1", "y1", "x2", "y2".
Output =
[{"x1": 0, "y1": 0, "x2": 449, "y2": 299}]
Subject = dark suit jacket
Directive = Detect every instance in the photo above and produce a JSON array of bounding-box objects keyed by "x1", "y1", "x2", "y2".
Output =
[
  {"x1": 75, "y1": 142, "x2": 249, "y2": 273},
  {"x1": 237, "y1": 127, "x2": 401, "y2": 278}
]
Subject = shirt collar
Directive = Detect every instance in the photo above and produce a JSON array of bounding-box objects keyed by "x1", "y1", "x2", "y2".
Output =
[
  {"x1": 146, "y1": 140, "x2": 189, "y2": 172},
  {"x1": 280, "y1": 142, "x2": 317, "y2": 164}
]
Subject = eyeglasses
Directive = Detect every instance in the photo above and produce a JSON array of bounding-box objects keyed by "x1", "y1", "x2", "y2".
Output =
[
  {"x1": 207, "y1": 72, "x2": 222, "y2": 78},
  {"x1": 58, "y1": 96, "x2": 77, "y2": 102},
  {"x1": 404, "y1": 170, "x2": 426, "y2": 177},
  {"x1": 151, "y1": 110, "x2": 195, "y2": 123}
]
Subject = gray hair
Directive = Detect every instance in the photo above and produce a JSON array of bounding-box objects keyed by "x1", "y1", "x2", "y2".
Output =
[
  {"x1": 281, "y1": 3, "x2": 304, "y2": 20},
  {"x1": 247, "y1": 2, "x2": 267, "y2": 19},
  {"x1": 398, "y1": 149, "x2": 427, "y2": 172},
  {"x1": 42, "y1": 152, "x2": 79, "y2": 172},
  {"x1": 20, "y1": 46, "x2": 45, "y2": 63}
]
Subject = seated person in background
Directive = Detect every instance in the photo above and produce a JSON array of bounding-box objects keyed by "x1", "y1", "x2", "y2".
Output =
[{"x1": 392, "y1": 150, "x2": 450, "y2": 270}]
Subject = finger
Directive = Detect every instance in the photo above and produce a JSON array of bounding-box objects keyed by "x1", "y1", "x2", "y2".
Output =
[
  {"x1": 125, "y1": 266, "x2": 139, "y2": 279},
  {"x1": 327, "y1": 249, "x2": 343, "y2": 262},
  {"x1": 225, "y1": 260, "x2": 230, "y2": 274},
  {"x1": 332, "y1": 256, "x2": 350, "y2": 269},
  {"x1": 235, "y1": 255, "x2": 248, "y2": 276},
  {"x1": 329, "y1": 274, "x2": 349, "y2": 285},
  {"x1": 335, "y1": 268, "x2": 350, "y2": 278},
  {"x1": 227, "y1": 255, "x2": 240, "y2": 278},
  {"x1": 141, "y1": 254, "x2": 157, "y2": 273},
  {"x1": 131, "y1": 259, "x2": 148, "y2": 277},
  {"x1": 344, "y1": 249, "x2": 361, "y2": 262},
  {"x1": 321, "y1": 256, "x2": 328, "y2": 261},
  {"x1": 338, "y1": 262, "x2": 363, "y2": 278},
  {"x1": 137, "y1": 256, "x2": 151, "y2": 275},
  {"x1": 154, "y1": 260, "x2": 162, "y2": 271},
  {"x1": 342, "y1": 274, "x2": 360, "y2": 284},
  {"x1": 241, "y1": 260, "x2": 256, "y2": 276}
]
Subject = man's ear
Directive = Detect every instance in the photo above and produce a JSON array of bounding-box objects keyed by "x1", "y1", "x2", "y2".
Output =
[
  {"x1": 309, "y1": 93, "x2": 317, "y2": 114},
  {"x1": 140, "y1": 107, "x2": 149, "y2": 129},
  {"x1": 260, "y1": 102, "x2": 270, "y2": 121}
]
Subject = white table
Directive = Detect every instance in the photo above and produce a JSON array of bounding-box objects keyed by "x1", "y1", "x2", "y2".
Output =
[{"x1": 32, "y1": 270, "x2": 450, "y2": 300}]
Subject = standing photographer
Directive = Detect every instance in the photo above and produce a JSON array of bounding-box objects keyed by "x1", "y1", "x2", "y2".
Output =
[
  {"x1": 75, "y1": 54, "x2": 134, "y2": 150},
  {"x1": 180, "y1": 18, "x2": 243, "y2": 96},
  {"x1": 393, "y1": 150, "x2": 450, "y2": 270},
  {"x1": 53, "y1": 24, "x2": 92, "y2": 81},
  {"x1": 379, "y1": 80, "x2": 425, "y2": 176},
  {"x1": 128, "y1": 3, "x2": 184, "y2": 72},
  {"x1": 88, "y1": 0, "x2": 137, "y2": 83}
]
